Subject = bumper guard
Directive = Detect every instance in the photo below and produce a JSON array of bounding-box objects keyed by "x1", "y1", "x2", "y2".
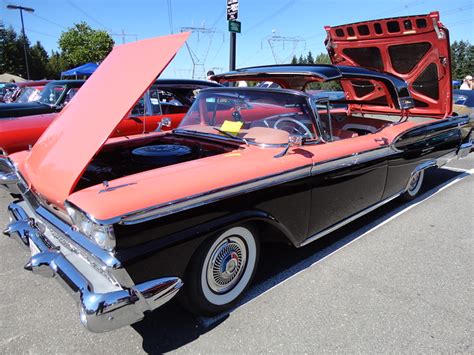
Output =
[{"x1": 4, "y1": 202, "x2": 182, "y2": 332}]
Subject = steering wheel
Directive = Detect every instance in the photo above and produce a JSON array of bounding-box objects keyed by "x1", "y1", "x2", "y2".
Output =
[{"x1": 274, "y1": 117, "x2": 313, "y2": 138}]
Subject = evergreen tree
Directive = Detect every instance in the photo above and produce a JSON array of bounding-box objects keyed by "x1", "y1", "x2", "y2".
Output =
[
  {"x1": 29, "y1": 41, "x2": 50, "y2": 79},
  {"x1": 306, "y1": 51, "x2": 315, "y2": 64},
  {"x1": 290, "y1": 55, "x2": 298, "y2": 64},
  {"x1": 47, "y1": 51, "x2": 69, "y2": 79},
  {"x1": 0, "y1": 26, "x2": 27, "y2": 78}
]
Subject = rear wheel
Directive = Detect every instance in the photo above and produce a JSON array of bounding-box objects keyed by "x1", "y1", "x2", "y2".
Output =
[
  {"x1": 183, "y1": 225, "x2": 259, "y2": 316},
  {"x1": 401, "y1": 169, "x2": 424, "y2": 201}
]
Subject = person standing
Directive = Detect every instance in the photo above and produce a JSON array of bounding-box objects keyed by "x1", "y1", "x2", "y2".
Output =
[{"x1": 460, "y1": 75, "x2": 472, "y2": 90}]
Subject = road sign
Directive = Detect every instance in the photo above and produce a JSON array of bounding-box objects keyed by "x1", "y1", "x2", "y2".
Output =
[
  {"x1": 228, "y1": 20, "x2": 241, "y2": 33},
  {"x1": 227, "y1": 0, "x2": 238, "y2": 21}
]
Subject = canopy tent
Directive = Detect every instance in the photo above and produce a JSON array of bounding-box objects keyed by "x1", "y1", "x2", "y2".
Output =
[
  {"x1": 0, "y1": 73, "x2": 26, "y2": 83},
  {"x1": 61, "y1": 62, "x2": 98, "y2": 78}
]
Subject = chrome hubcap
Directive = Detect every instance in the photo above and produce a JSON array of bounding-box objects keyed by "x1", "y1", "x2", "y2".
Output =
[
  {"x1": 207, "y1": 237, "x2": 247, "y2": 294},
  {"x1": 408, "y1": 171, "x2": 421, "y2": 192}
]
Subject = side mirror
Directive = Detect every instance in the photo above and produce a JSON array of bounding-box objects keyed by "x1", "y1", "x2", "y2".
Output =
[
  {"x1": 274, "y1": 134, "x2": 304, "y2": 158},
  {"x1": 155, "y1": 117, "x2": 172, "y2": 132}
]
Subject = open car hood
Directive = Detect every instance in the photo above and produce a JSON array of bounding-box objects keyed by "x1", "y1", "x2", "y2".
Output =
[
  {"x1": 325, "y1": 11, "x2": 452, "y2": 117},
  {"x1": 21, "y1": 33, "x2": 189, "y2": 206}
]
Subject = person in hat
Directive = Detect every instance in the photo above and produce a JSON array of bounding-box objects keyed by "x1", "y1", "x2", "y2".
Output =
[{"x1": 460, "y1": 75, "x2": 472, "y2": 90}]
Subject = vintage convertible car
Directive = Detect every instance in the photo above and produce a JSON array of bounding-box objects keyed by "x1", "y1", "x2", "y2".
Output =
[
  {"x1": 0, "y1": 80, "x2": 84, "y2": 118},
  {"x1": 0, "y1": 14, "x2": 472, "y2": 333},
  {"x1": 0, "y1": 79, "x2": 221, "y2": 154}
]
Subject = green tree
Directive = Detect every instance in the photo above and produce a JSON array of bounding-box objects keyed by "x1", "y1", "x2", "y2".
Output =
[
  {"x1": 47, "y1": 50, "x2": 69, "y2": 79},
  {"x1": 451, "y1": 40, "x2": 474, "y2": 80},
  {"x1": 58, "y1": 22, "x2": 114, "y2": 68},
  {"x1": 290, "y1": 55, "x2": 298, "y2": 64},
  {"x1": 298, "y1": 54, "x2": 306, "y2": 64},
  {"x1": 306, "y1": 50, "x2": 314, "y2": 64},
  {"x1": 0, "y1": 26, "x2": 28, "y2": 78},
  {"x1": 315, "y1": 52, "x2": 331, "y2": 64},
  {"x1": 28, "y1": 41, "x2": 49, "y2": 79}
]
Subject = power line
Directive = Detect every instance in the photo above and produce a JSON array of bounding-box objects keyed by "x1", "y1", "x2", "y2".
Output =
[
  {"x1": 66, "y1": 0, "x2": 112, "y2": 32},
  {"x1": 31, "y1": 13, "x2": 68, "y2": 30},
  {"x1": 26, "y1": 27, "x2": 58, "y2": 39},
  {"x1": 210, "y1": 7, "x2": 226, "y2": 29},
  {"x1": 5, "y1": 22, "x2": 58, "y2": 39},
  {"x1": 244, "y1": 0, "x2": 297, "y2": 34},
  {"x1": 167, "y1": 0, "x2": 174, "y2": 33},
  {"x1": 373, "y1": 0, "x2": 424, "y2": 18}
]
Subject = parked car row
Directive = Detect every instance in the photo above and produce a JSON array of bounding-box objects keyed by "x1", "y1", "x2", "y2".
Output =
[{"x1": 0, "y1": 12, "x2": 472, "y2": 333}]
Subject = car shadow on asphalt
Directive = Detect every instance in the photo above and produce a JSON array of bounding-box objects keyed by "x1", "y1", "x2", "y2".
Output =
[{"x1": 131, "y1": 167, "x2": 468, "y2": 353}]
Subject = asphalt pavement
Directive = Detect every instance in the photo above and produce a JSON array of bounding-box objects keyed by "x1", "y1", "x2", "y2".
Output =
[{"x1": 0, "y1": 155, "x2": 473, "y2": 353}]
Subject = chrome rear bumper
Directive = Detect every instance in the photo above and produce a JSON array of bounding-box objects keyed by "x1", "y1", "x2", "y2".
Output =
[
  {"x1": 457, "y1": 139, "x2": 473, "y2": 159},
  {"x1": 4, "y1": 201, "x2": 182, "y2": 332}
]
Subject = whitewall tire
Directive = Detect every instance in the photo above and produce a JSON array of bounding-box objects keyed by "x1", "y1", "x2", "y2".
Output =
[
  {"x1": 183, "y1": 225, "x2": 259, "y2": 315},
  {"x1": 401, "y1": 169, "x2": 424, "y2": 201}
]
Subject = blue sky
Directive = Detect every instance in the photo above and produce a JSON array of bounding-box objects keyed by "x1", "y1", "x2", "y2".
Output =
[{"x1": 1, "y1": 0, "x2": 473, "y2": 78}]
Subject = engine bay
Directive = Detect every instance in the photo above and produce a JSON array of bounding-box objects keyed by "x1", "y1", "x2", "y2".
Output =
[{"x1": 76, "y1": 134, "x2": 235, "y2": 191}]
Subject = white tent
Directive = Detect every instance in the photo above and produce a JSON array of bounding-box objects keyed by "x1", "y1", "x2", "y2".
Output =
[{"x1": 0, "y1": 73, "x2": 26, "y2": 83}]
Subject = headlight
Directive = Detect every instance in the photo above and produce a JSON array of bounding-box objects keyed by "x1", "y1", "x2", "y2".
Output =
[{"x1": 65, "y1": 203, "x2": 116, "y2": 251}]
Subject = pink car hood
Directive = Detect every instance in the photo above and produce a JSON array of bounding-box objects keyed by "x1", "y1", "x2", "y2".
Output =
[{"x1": 20, "y1": 33, "x2": 189, "y2": 206}]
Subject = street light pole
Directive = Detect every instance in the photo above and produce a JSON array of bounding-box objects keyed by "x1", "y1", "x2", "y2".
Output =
[{"x1": 7, "y1": 4, "x2": 35, "y2": 80}]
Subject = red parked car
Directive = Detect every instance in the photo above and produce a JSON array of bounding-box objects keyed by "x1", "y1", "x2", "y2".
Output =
[{"x1": 0, "y1": 79, "x2": 220, "y2": 154}]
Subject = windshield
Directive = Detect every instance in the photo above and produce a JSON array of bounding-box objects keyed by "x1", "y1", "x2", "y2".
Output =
[
  {"x1": 38, "y1": 84, "x2": 66, "y2": 105},
  {"x1": 15, "y1": 87, "x2": 42, "y2": 103},
  {"x1": 177, "y1": 88, "x2": 317, "y2": 145}
]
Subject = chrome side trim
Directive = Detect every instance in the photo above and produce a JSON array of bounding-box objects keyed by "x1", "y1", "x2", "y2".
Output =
[
  {"x1": 299, "y1": 192, "x2": 403, "y2": 247},
  {"x1": 310, "y1": 146, "x2": 395, "y2": 176},
  {"x1": 301, "y1": 149, "x2": 462, "y2": 248},
  {"x1": 97, "y1": 146, "x2": 396, "y2": 226},
  {"x1": 116, "y1": 164, "x2": 313, "y2": 225}
]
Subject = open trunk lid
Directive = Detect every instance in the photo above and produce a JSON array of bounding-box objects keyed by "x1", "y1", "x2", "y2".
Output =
[
  {"x1": 20, "y1": 33, "x2": 189, "y2": 206},
  {"x1": 325, "y1": 11, "x2": 452, "y2": 117}
]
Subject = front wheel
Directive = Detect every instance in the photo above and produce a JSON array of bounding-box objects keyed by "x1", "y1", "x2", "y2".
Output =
[
  {"x1": 401, "y1": 169, "x2": 425, "y2": 201},
  {"x1": 183, "y1": 225, "x2": 259, "y2": 316}
]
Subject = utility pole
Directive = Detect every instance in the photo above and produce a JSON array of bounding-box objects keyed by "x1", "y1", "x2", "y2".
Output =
[
  {"x1": 227, "y1": 0, "x2": 240, "y2": 71},
  {"x1": 109, "y1": 29, "x2": 138, "y2": 44},
  {"x1": 180, "y1": 26, "x2": 217, "y2": 79},
  {"x1": 264, "y1": 33, "x2": 306, "y2": 64},
  {"x1": 7, "y1": 4, "x2": 34, "y2": 80}
]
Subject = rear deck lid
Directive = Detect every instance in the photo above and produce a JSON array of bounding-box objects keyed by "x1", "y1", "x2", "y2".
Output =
[
  {"x1": 325, "y1": 11, "x2": 452, "y2": 117},
  {"x1": 22, "y1": 33, "x2": 189, "y2": 205}
]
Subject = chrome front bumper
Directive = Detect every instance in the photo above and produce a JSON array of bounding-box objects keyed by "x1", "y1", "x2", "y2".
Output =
[
  {"x1": 0, "y1": 156, "x2": 21, "y2": 195},
  {"x1": 3, "y1": 200, "x2": 183, "y2": 332}
]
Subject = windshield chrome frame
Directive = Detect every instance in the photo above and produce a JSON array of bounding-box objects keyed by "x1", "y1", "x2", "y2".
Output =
[{"x1": 174, "y1": 87, "x2": 323, "y2": 148}]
